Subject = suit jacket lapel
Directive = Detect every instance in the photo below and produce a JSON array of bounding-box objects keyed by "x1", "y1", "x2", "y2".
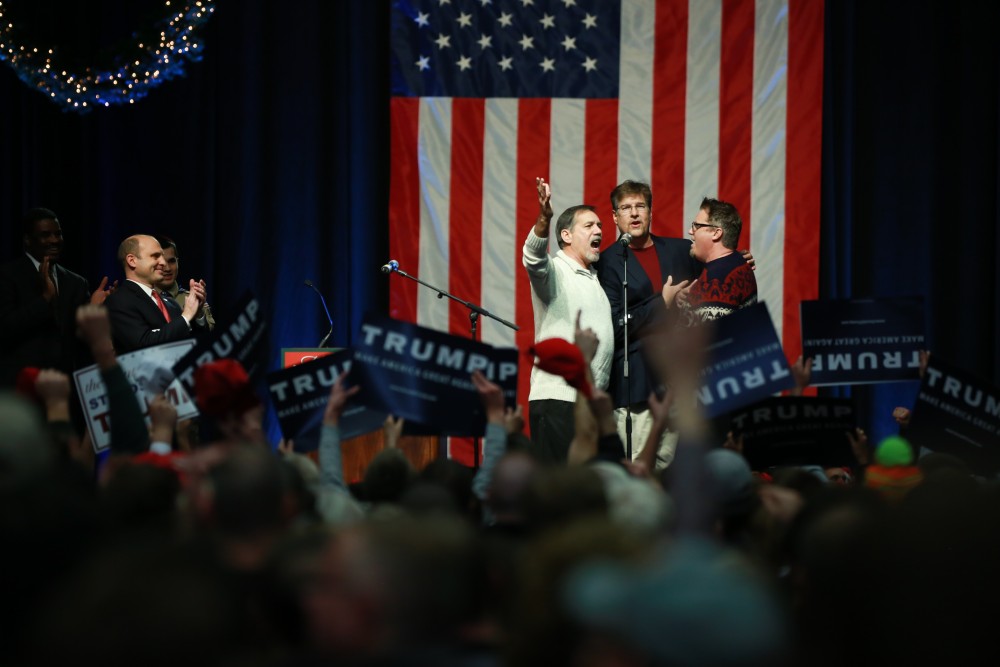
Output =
[
  {"x1": 53, "y1": 264, "x2": 73, "y2": 303},
  {"x1": 160, "y1": 292, "x2": 183, "y2": 320},
  {"x1": 626, "y1": 250, "x2": 654, "y2": 298},
  {"x1": 126, "y1": 280, "x2": 166, "y2": 322},
  {"x1": 654, "y1": 237, "x2": 673, "y2": 286}
]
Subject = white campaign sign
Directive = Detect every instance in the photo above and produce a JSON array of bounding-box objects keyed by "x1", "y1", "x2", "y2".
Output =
[{"x1": 73, "y1": 340, "x2": 199, "y2": 453}]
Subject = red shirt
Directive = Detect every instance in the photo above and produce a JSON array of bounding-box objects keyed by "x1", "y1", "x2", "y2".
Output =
[{"x1": 630, "y1": 243, "x2": 663, "y2": 290}]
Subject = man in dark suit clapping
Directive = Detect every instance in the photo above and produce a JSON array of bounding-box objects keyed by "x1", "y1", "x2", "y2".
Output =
[
  {"x1": 104, "y1": 234, "x2": 208, "y2": 354},
  {"x1": 0, "y1": 208, "x2": 113, "y2": 387}
]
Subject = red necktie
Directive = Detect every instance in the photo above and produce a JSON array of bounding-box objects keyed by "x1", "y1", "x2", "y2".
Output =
[{"x1": 152, "y1": 291, "x2": 172, "y2": 323}]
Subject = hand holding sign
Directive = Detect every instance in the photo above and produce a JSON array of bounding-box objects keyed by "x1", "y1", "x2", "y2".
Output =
[
  {"x1": 789, "y1": 356, "x2": 814, "y2": 396},
  {"x1": 383, "y1": 415, "x2": 404, "y2": 448},
  {"x1": 322, "y1": 369, "x2": 361, "y2": 427},
  {"x1": 471, "y1": 370, "x2": 505, "y2": 424},
  {"x1": 77, "y1": 304, "x2": 115, "y2": 366}
]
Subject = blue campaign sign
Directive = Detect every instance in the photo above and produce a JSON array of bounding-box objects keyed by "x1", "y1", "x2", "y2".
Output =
[
  {"x1": 800, "y1": 297, "x2": 926, "y2": 386},
  {"x1": 266, "y1": 349, "x2": 387, "y2": 451},
  {"x1": 173, "y1": 290, "x2": 269, "y2": 395},
  {"x1": 727, "y1": 396, "x2": 857, "y2": 470},
  {"x1": 907, "y1": 356, "x2": 1000, "y2": 476},
  {"x1": 698, "y1": 302, "x2": 795, "y2": 418},
  {"x1": 351, "y1": 315, "x2": 519, "y2": 437}
]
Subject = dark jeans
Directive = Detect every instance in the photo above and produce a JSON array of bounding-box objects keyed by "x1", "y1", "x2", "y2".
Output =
[{"x1": 528, "y1": 399, "x2": 575, "y2": 465}]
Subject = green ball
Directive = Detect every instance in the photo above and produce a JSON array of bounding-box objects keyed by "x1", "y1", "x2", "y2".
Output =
[{"x1": 875, "y1": 435, "x2": 914, "y2": 467}]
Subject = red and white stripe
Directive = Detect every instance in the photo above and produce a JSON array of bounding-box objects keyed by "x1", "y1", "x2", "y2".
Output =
[{"x1": 389, "y1": 0, "x2": 824, "y2": 464}]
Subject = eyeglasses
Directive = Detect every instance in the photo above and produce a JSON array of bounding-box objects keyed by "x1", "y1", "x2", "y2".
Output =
[
  {"x1": 690, "y1": 222, "x2": 720, "y2": 231},
  {"x1": 616, "y1": 202, "x2": 648, "y2": 214}
]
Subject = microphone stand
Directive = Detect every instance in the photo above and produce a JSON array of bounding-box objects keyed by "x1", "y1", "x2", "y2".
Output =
[
  {"x1": 385, "y1": 263, "x2": 519, "y2": 468},
  {"x1": 304, "y1": 280, "x2": 334, "y2": 348},
  {"x1": 621, "y1": 243, "x2": 633, "y2": 461}
]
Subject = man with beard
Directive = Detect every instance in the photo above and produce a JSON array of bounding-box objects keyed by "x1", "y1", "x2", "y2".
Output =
[
  {"x1": 523, "y1": 177, "x2": 614, "y2": 464},
  {"x1": 0, "y1": 208, "x2": 114, "y2": 386},
  {"x1": 598, "y1": 182, "x2": 754, "y2": 469},
  {"x1": 678, "y1": 197, "x2": 757, "y2": 320}
]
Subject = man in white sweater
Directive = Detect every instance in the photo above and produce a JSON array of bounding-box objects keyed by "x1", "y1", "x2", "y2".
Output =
[{"x1": 522, "y1": 177, "x2": 614, "y2": 464}]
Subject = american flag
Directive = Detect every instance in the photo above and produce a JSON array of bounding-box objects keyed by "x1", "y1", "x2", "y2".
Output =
[{"x1": 389, "y1": 0, "x2": 823, "y2": 463}]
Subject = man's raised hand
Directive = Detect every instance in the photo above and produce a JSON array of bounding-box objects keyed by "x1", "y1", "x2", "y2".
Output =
[
  {"x1": 574, "y1": 310, "x2": 599, "y2": 364},
  {"x1": 472, "y1": 369, "x2": 506, "y2": 424},
  {"x1": 536, "y1": 176, "x2": 553, "y2": 219},
  {"x1": 322, "y1": 369, "x2": 361, "y2": 427},
  {"x1": 789, "y1": 356, "x2": 813, "y2": 396},
  {"x1": 89, "y1": 276, "x2": 118, "y2": 305}
]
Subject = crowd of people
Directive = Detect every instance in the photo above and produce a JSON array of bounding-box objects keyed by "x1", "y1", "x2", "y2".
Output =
[{"x1": 0, "y1": 197, "x2": 997, "y2": 666}]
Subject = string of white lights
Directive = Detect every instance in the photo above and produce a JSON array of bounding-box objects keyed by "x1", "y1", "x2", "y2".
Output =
[{"x1": 0, "y1": 0, "x2": 215, "y2": 112}]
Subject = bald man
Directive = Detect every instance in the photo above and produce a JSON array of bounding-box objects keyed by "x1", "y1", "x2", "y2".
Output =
[{"x1": 104, "y1": 234, "x2": 208, "y2": 353}]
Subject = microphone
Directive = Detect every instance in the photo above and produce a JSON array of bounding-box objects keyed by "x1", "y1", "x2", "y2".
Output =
[
  {"x1": 303, "y1": 279, "x2": 334, "y2": 348},
  {"x1": 380, "y1": 259, "x2": 399, "y2": 274},
  {"x1": 619, "y1": 233, "x2": 633, "y2": 247}
]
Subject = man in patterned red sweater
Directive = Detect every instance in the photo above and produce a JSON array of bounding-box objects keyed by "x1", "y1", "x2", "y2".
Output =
[{"x1": 679, "y1": 197, "x2": 757, "y2": 321}]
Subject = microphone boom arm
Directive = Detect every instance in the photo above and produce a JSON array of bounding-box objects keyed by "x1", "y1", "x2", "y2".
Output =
[
  {"x1": 380, "y1": 260, "x2": 518, "y2": 471},
  {"x1": 391, "y1": 266, "x2": 519, "y2": 332},
  {"x1": 304, "y1": 280, "x2": 335, "y2": 348}
]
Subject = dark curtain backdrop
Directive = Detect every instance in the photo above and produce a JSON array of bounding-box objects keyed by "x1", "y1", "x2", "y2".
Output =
[
  {"x1": 1, "y1": 0, "x2": 998, "y2": 445},
  {"x1": 823, "y1": 0, "x2": 1000, "y2": 443},
  {"x1": 0, "y1": 0, "x2": 390, "y2": 440}
]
